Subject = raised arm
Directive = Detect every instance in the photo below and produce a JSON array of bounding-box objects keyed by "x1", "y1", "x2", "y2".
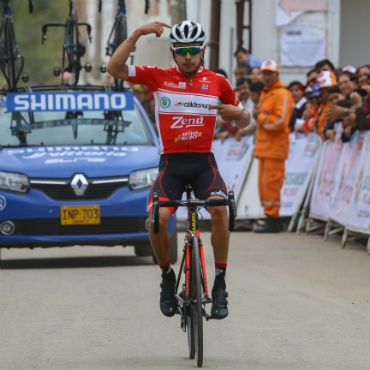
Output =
[{"x1": 106, "y1": 21, "x2": 172, "y2": 81}]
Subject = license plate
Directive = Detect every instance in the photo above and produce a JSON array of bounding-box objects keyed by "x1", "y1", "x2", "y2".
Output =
[{"x1": 60, "y1": 205, "x2": 101, "y2": 225}]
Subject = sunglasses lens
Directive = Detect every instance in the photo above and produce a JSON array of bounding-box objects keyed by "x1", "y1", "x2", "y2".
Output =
[{"x1": 174, "y1": 47, "x2": 202, "y2": 56}]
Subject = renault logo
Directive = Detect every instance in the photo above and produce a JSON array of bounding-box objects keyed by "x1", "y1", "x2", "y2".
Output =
[{"x1": 70, "y1": 174, "x2": 89, "y2": 196}]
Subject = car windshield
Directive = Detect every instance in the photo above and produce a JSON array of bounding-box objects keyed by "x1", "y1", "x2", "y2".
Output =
[{"x1": 0, "y1": 101, "x2": 154, "y2": 147}]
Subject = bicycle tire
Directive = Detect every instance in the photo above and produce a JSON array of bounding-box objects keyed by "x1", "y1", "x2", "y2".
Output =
[
  {"x1": 71, "y1": 20, "x2": 80, "y2": 85},
  {"x1": 4, "y1": 21, "x2": 17, "y2": 90},
  {"x1": 114, "y1": 14, "x2": 127, "y2": 46},
  {"x1": 186, "y1": 314, "x2": 195, "y2": 359},
  {"x1": 191, "y1": 236, "x2": 203, "y2": 367}
]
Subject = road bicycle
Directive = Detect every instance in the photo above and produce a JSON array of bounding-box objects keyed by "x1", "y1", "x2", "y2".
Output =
[
  {"x1": 41, "y1": 0, "x2": 92, "y2": 85},
  {"x1": 0, "y1": 0, "x2": 33, "y2": 91},
  {"x1": 152, "y1": 185, "x2": 236, "y2": 367},
  {"x1": 100, "y1": 0, "x2": 150, "y2": 89}
]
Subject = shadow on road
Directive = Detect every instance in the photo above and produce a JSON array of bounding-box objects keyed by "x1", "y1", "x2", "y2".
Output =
[{"x1": 0, "y1": 255, "x2": 154, "y2": 270}]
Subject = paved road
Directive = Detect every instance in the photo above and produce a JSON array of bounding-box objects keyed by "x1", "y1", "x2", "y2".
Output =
[{"x1": 0, "y1": 231, "x2": 369, "y2": 370}]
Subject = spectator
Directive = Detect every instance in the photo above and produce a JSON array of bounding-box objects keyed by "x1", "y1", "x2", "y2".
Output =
[
  {"x1": 351, "y1": 88, "x2": 370, "y2": 131},
  {"x1": 327, "y1": 84, "x2": 345, "y2": 106},
  {"x1": 339, "y1": 99, "x2": 357, "y2": 142},
  {"x1": 250, "y1": 67, "x2": 263, "y2": 83},
  {"x1": 306, "y1": 68, "x2": 318, "y2": 88},
  {"x1": 252, "y1": 60, "x2": 294, "y2": 233},
  {"x1": 315, "y1": 71, "x2": 337, "y2": 138},
  {"x1": 338, "y1": 71, "x2": 356, "y2": 98},
  {"x1": 325, "y1": 71, "x2": 357, "y2": 123},
  {"x1": 215, "y1": 77, "x2": 254, "y2": 142},
  {"x1": 234, "y1": 47, "x2": 262, "y2": 69},
  {"x1": 322, "y1": 96, "x2": 347, "y2": 141},
  {"x1": 235, "y1": 77, "x2": 252, "y2": 107},
  {"x1": 315, "y1": 58, "x2": 336, "y2": 74},
  {"x1": 357, "y1": 64, "x2": 370, "y2": 88},
  {"x1": 295, "y1": 84, "x2": 320, "y2": 134},
  {"x1": 287, "y1": 80, "x2": 306, "y2": 131},
  {"x1": 249, "y1": 81, "x2": 264, "y2": 106},
  {"x1": 234, "y1": 78, "x2": 258, "y2": 141},
  {"x1": 234, "y1": 64, "x2": 250, "y2": 83}
]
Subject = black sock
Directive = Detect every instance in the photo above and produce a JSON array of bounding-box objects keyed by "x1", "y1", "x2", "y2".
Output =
[
  {"x1": 214, "y1": 264, "x2": 227, "y2": 290},
  {"x1": 161, "y1": 265, "x2": 175, "y2": 280}
]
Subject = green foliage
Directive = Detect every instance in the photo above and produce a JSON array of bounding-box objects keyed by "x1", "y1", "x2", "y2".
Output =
[{"x1": 0, "y1": 0, "x2": 70, "y2": 89}]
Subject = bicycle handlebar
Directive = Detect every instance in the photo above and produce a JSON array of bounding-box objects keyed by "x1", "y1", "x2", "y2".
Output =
[{"x1": 152, "y1": 191, "x2": 237, "y2": 234}]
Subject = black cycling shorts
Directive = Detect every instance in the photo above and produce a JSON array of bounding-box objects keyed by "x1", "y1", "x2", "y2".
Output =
[{"x1": 148, "y1": 153, "x2": 227, "y2": 214}]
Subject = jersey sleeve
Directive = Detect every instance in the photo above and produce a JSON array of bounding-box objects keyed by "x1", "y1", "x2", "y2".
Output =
[
  {"x1": 219, "y1": 76, "x2": 243, "y2": 109},
  {"x1": 126, "y1": 65, "x2": 159, "y2": 92}
]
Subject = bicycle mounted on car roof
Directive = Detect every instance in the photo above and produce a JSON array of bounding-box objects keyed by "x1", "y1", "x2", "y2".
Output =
[
  {"x1": 41, "y1": 0, "x2": 92, "y2": 86},
  {"x1": 0, "y1": 0, "x2": 33, "y2": 92}
]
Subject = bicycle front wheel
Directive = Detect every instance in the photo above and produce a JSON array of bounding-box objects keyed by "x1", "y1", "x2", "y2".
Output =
[{"x1": 190, "y1": 236, "x2": 203, "y2": 367}]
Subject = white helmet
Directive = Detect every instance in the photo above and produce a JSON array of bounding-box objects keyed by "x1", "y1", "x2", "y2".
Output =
[{"x1": 170, "y1": 21, "x2": 206, "y2": 45}]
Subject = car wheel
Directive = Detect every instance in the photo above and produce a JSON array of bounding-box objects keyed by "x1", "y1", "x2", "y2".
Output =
[
  {"x1": 134, "y1": 242, "x2": 152, "y2": 257},
  {"x1": 151, "y1": 230, "x2": 178, "y2": 265}
]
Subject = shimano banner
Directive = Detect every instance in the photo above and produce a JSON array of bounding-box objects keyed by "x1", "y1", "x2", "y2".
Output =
[{"x1": 6, "y1": 91, "x2": 134, "y2": 112}]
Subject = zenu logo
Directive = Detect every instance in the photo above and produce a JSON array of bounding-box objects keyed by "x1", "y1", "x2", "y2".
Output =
[{"x1": 70, "y1": 174, "x2": 89, "y2": 196}]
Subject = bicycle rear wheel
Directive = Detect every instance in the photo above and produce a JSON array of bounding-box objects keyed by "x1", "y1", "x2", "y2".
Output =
[{"x1": 190, "y1": 236, "x2": 203, "y2": 367}]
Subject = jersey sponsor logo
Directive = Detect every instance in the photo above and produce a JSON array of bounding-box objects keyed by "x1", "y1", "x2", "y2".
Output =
[
  {"x1": 183, "y1": 101, "x2": 211, "y2": 109},
  {"x1": 160, "y1": 97, "x2": 171, "y2": 109},
  {"x1": 210, "y1": 190, "x2": 227, "y2": 198},
  {"x1": 201, "y1": 84, "x2": 209, "y2": 90},
  {"x1": 174, "y1": 131, "x2": 203, "y2": 142},
  {"x1": 170, "y1": 116, "x2": 205, "y2": 129},
  {"x1": 163, "y1": 81, "x2": 187, "y2": 89}
]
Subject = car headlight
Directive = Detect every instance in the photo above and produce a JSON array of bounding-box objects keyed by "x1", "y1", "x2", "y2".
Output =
[
  {"x1": 0, "y1": 171, "x2": 29, "y2": 193},
  {"x1": 129, "y1": 167, "x2": 158, "y2": 190}
]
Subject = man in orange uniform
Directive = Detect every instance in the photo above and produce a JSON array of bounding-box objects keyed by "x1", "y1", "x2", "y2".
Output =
[
  {"x1": 315, "y1": 71, "x2": 337, "y2": 138},
  {"x1": 252, "y1": 61, "x2": 294, "y2": 233}
]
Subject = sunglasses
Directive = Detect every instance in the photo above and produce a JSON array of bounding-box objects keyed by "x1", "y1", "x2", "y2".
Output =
[{"x1": 172, "y1": 46, "x2": 204, "y2": 56}]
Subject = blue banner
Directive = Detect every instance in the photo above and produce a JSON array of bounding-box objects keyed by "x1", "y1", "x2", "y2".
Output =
[{"x1": 6, "y1": 91, "x2": 134, "y2": 112}]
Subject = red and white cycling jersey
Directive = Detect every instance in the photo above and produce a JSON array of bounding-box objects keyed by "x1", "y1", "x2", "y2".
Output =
[{"x1": 127, "y1": 65, "x2": 242, "y2": 153}]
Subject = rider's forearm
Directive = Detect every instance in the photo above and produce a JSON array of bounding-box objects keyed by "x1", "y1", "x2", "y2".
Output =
[
  {"x1": 106, "y1": 29, "x2": 142, "y2": 80},
  {"x1": 235, "y1": 110, "x2": 250, "y2": 128}
]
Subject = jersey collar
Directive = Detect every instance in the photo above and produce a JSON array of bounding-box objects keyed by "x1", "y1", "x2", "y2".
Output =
[{"x1": 175, "y1": 65, "x2": 204, "y2": 76}]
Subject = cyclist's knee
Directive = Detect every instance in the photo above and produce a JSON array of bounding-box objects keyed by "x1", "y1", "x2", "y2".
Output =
[
  {"x1": 150, "y1": 207, "x2": 171, "y2": 232},
  {"x1": 208, "y1": 205, "x2": 227, "y2": 221}
]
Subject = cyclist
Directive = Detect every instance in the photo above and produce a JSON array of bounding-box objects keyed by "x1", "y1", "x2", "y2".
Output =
[{"x1": 107, "y1": 21, "x2": 250, "y2": 319}]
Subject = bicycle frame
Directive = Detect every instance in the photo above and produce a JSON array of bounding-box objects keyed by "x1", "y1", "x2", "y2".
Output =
[
  {"x1": 41, "y1": 0, "x2": 91, "y2": 85},
  {"x1": 176, "y1": 188, "x2": 211, "y2": 310}
]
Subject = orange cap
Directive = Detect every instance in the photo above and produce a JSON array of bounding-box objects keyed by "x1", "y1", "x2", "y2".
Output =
[
  {"x1": 261, "y1": 60, "x2": 279, "y2": 72},
  {"x1": 317, "y1": 71, "x2": 337, "y2": 89}
]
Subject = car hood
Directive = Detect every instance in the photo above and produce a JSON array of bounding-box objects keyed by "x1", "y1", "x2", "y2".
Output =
[{"x1": 0, "y1": 145, "x2": 160, "y2": 178}]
